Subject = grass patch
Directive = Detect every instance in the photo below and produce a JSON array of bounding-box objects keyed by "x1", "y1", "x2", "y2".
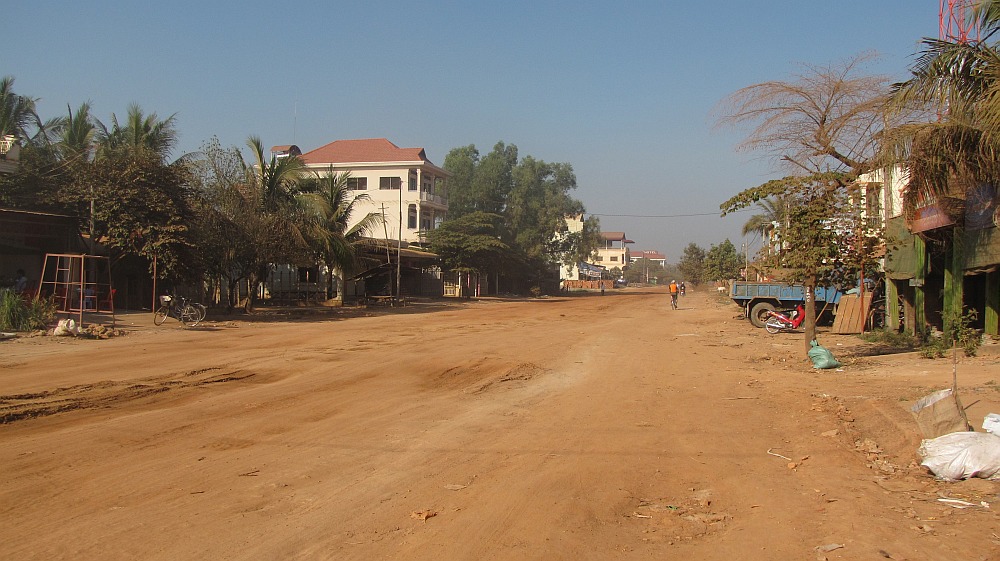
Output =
[{"x1": 858, "y1": 329, "x2": 918, "y2": 349}]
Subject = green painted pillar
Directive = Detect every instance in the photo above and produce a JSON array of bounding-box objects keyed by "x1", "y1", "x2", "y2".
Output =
[
  {"x1": 943, "y1": 227, "x2": 965, "y2": 337},
  {"x1": 886, "y1": 279, "x2": 900, "y2": 331},
  {"x1": 986, "y1": 270, "x2": 999, "y2": 336},
  {"x1": 914, "y1": 235, "x2": 927, "y2": 336}
]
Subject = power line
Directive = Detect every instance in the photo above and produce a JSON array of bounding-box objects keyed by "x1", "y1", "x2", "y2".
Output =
[{"x1": 590, "y1": 208, "x2": 751, "y2": 218}]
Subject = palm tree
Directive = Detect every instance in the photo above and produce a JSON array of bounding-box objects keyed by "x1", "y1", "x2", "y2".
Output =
[
  {"x1": 242, "y1": 136, "x2": 306, "y2": 211},
  {"x1": 299, "y1": 168, "x2": 384, "y2": 303},
  {"x1": 885, "y1": 2, "x2": 1000, "y2": 213},
  {"x1": 98, "y1": 103, "x2": 178, "y2": 162},
  {"x1": 236, "y1": 136, "x2": 312, "y2": 311},
  {"x1": 57, "y1": 102, "x2": 98, "y2": 163},
  {"x1": 880, "y1": 2, "x2": 1000, "y2": 336},
  {"x1": 741, "y1": 195, "x2": 793, "y2": 256},
  {"x1": 0, "y1": 76, "x2": 40, "y2": 141}
]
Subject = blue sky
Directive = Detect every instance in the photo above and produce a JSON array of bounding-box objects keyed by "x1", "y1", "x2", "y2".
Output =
[{"x1": 5, "y1": 2, "x2": 938, "y2": 262}]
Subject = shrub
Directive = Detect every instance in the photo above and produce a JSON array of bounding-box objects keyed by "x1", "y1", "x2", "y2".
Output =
[
  {"x1": 943, "y1": 308, "x2": 982, "y2": 357},
  {"x1": 0, "y1": 289, "x2": 56, "y2": 332}
]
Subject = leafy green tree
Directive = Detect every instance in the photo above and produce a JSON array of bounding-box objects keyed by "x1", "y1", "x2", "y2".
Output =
[
  {"x1": 473, "y1": 141, "x2": 517, "y2": 215},
  {"x1": 722, "y1": 174, "x2": 869, "y2": 351},
  {"x1": 677, "y1": 243, "x2": 706, "y2": 285},
  {"x1": 60, "y1": 152, "x2": 193, "y2": 275},
  {"x1": 441, "y1": 144, "x2": 479, "y2": 217},
  {"x1": 703, "y1": 239, "x2": 742, "y2": 282},
  {"x1": 427, "y1": 211, "x2": 520, "y2": 279},
  {"x1": 186, "y1": 137, "x2": 257, "y2": 310},
  {"x1": 441, "y1": 141, "x2": 596, "y2": 294}
]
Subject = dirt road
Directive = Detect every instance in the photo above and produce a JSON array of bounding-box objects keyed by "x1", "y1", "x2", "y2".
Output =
[{"x1": 1, "y1": 289, "x2": 998, "y2": 560}]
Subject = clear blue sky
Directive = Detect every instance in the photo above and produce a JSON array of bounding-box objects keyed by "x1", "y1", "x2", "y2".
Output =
[{"x1": 5, "y1": 2, "x2": 938, "y2": 263}]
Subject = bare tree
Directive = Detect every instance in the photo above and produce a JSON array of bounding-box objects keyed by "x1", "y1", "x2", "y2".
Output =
[{"x1": 716, "y1": 52, "x2": 890, "y2": 175}]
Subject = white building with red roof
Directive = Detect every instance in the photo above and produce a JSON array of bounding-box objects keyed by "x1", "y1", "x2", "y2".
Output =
[
  {"x1": 630, "y1": 250, "x2": 666, "y2": 266},
  {"x1": 594, "y1": 231, "x2": 633, "y2": 269},
  {"x1": 294, "y1": 138, "x2": 449, "y2": 245}
]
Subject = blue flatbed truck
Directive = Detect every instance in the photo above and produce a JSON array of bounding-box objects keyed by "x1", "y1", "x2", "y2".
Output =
[{"x1": 730, "y1": 281, "x2": 844, "y2": 328}]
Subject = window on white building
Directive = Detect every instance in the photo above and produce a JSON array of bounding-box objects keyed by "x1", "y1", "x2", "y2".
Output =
[
  {"x1": 408, "y1": 204, "x2": 417, "y2": 229},
  {"x1": 379, "y1": 177, "x2": 401, "y2": 190},
  {"x1": 347, "y1": 177, "x2": 367, "y2": 190}
]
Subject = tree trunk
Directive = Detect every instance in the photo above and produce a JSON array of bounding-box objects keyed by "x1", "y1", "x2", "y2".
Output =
[
  {"x1": 226, "y1": 278, "x2": 239, "y2": 312},
  {"x1": 803, "y1": 275, "x2": 817, "y2": 356},
  {"x1": 334, "y1": 266, "x2": 345, "y2": 305}
]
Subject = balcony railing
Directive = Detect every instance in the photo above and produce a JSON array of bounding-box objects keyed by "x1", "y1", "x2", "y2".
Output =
[{"x1": 419, "y1": 191, "x2": 446, "y2": 206}]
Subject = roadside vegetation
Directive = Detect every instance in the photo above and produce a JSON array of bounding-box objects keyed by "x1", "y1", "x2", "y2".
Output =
[
  {"x1": 0, "y1": 289, "x2": 55, "y2": 332},
  {"x1": 1, "y1": 80, "x2": 601, "y2": 306}
]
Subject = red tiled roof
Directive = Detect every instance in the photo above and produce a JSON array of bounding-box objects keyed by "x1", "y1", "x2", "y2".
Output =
[
  {"x1": 634, "y1": 250, "x2": 665, "y2": 260},
  {"x1": 301, "y1": 138, "x2": 430, "y2": 166}
]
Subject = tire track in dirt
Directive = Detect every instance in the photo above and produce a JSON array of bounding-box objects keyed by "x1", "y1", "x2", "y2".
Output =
[{"x1": 0, "y1": 367, "x2": 262, "y2": 424}]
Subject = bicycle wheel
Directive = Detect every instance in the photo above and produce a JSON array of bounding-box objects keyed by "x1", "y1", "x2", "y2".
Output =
[
  {"x1": 191, "y1": 303, "x2": 207, "y2": 322},
  {"x1": 153, "y1": 306, "x2": 169, "y2": 325},
  {"x1": 180, "y1": 304, "x2": 201, "y2": 327}
]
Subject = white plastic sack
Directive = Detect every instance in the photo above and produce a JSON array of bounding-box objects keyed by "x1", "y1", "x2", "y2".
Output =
[
  {"x1": 52, "y1": 318, "x2": 80, "y2": 337},
  {"x1": 984, "y1": 413, "x2": 1000, "y2": 435},
  {"x1": 918, "y1": 431, "x2": 1000, "y2": 481}
]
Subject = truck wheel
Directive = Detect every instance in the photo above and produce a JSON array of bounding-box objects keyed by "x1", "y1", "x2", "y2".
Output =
[{"x1": 750, "y1": 302, "x2": 775, "y2": 328}]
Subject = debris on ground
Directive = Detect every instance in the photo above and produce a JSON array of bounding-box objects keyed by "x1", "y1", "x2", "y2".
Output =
[
  {"x1": 911, "y1": 389, "x2": 971, "y2": 438},
  {"x1": 82, "y1": 324, "x2": 126, "y2": 339},
  {"x1": 51, "y1": 318, "x2": 80, "y2": 337},
  {"x1": 808, "y1": 340, "x2": 842, "y2": 369},
  {"x1": 918, "y1": 431, "x2": 1000, "y2": 481}
]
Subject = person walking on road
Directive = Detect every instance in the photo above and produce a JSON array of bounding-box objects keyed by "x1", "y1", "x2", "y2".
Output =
[{"x1": 668, "y1": 279, "x2": 679, "y2": 309}]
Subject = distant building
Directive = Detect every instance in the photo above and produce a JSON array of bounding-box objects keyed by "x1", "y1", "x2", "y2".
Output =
[
  {"x1": 0, "y1": 135, "x2": 21, "y2": 175},
  {"x1": 294, "y1": 138, "x2": 449, "y2": 246},
  {"x1": 594, "y1": 231, "x2": 633, "y2": 269},
  {"x1": 630, "y1": 250, "x2": 666, "y2": 267}
]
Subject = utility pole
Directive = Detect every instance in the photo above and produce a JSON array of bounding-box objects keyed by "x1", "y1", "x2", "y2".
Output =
[{"x1": 397, "y1": 180, "x2": 402, "y2": 304}]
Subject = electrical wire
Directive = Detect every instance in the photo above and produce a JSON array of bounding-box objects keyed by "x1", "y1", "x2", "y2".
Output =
[{"x1": 589, "y1": 208, "x2": 751, "y2": 218}]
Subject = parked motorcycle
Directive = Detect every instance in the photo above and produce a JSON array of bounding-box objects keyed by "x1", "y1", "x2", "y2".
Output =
[{"x1": 764, "y1": 304, "x2": 806, "y2": 334}]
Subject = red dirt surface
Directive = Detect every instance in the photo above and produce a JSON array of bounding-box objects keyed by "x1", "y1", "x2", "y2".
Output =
[{"x1": 1, "y1": 288, "x2": 998, "y2": 560}]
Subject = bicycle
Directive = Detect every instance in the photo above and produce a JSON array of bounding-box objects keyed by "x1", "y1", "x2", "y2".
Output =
[
  {"x1": 670, "y1": 292, "x2": 678, "y2": 310},
  {"x1": 153, "y1": 295, "x2": 205, "y2": 327}
]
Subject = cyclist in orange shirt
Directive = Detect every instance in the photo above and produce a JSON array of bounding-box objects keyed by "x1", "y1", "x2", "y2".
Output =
[{"x1": 668, "y1": 280, "x2": 679, "y2": 309}]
